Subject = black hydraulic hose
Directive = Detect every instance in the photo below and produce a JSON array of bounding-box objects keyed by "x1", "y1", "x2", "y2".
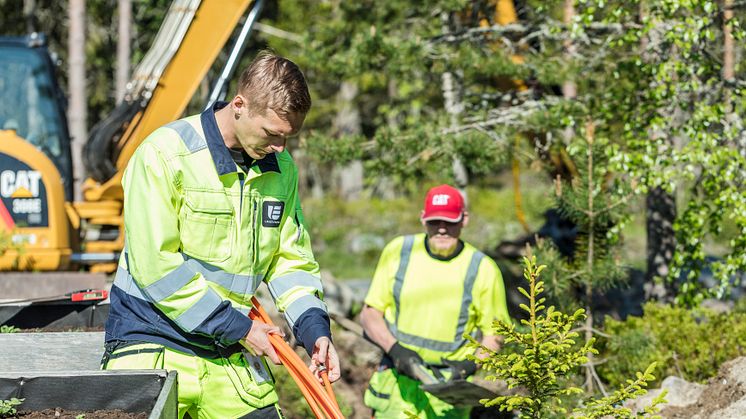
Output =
[{"x1": 83, "y1": 100, "x2": 142, "y2": 182}]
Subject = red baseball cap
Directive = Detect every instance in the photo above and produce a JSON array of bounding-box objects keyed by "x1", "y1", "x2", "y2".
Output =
[{"x1": 421, "y1": 184, "x2": 465, "y2": 222}]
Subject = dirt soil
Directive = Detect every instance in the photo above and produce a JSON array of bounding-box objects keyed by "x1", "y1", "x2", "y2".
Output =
[
  {"x1": 658, "y1": 358, "x2": 746, "y2": 418},
  {"x1": 12, "y1": 408, "x2": 147, "y2": 418}
]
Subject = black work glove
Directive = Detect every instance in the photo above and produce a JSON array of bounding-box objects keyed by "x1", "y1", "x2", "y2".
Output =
[
  {"x1": 442, "y1": 358, "x2": 478, "y2": 380},
  {"x1": 388, "y1": 342, "x2": 425, "y2": 380}
]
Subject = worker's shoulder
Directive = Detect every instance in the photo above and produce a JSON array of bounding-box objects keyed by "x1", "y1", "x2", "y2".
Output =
[
  {"x1": 383, "y1": 233, "x2": 424, "y2": 252},
  {"x1": 143, "y1": 115, "x2": 205, "y2": 155},
  {"x1": 462, "y1": 241, "x2": 500, "y2": 270}
]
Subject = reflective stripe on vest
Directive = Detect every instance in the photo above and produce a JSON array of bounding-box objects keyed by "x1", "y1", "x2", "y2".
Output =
[
  {"x1": 115, "y1": 251, "x2": 263, "y2": 331},
  {"x1": 165, "y1": 119, "x2": 206, "y2": 153},
  {"x1": 388, "y1": 235, "x2": 485, "y2": 352}
]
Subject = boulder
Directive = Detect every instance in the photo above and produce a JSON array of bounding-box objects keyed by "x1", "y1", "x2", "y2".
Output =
[{"x1": 627, "y1": 357, "x2": 746, "y2": 418}]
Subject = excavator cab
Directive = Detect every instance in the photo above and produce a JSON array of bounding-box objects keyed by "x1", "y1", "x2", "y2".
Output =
[
  {"x1": 0, "y1": 34, "x2": 74, "y2": 201},
  {"x1": 0, "y1": 33, "x2": 75, "y2": 271}
]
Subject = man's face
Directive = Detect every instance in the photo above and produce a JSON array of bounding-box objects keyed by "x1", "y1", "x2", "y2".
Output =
[
  {"x1": 424, "y1": 219, "x2": 463, "y2": 253},
  {"x1": 234, "y1": 101, "x2": 305, "y2": 160}
]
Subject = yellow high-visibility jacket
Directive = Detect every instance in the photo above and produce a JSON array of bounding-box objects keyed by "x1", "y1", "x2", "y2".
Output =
[
  {"x1": 365, "y1": 233, "x2": 510, "y2": 364},
  {"x1": 106, "y1": 103, "x2": 328, "y2": 357}
]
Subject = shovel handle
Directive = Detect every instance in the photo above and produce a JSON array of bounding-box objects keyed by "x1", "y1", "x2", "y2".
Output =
[{"x1": 411, "y1": 363, "x2": 440, "y2": 385}]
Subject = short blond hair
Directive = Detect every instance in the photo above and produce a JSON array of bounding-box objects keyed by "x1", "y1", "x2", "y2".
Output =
[{"x1": 238, "y1": 51, "x2": 311, "y2": 116}]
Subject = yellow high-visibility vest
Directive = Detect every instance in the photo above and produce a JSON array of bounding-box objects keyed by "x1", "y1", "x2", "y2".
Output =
[{"x1": 365, "y1": 233, "x2": 511, "y2": 364}]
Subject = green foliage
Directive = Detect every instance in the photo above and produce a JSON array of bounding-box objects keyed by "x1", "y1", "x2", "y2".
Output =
[
  {"x1": 534, "y1": 134, "x2": 631, "y2": 311},
  {"x1": 474, "y1": 256, "x2": 662, "y2": 418},
  {"x1": 0, "y1": 229, "x2": 27, "y2": 270},
  {"x1": 573, "y1": 364, "x2": 668, "y2": 419},
  {"x1": 0, "y1": 398, "x2": 23, "y2": 417},
  {"x1": 598, "y1": 302, "x2": 746, "y2": 388},
  {"x1": 0, "y1": 325, "x2": 20, "y2": 334},
  {"x1": 0, "y1": 230, "x2": 10, "y2": 257},
  {"x1": 574, "y1": 0, "x2": 746, "y2": 305}
]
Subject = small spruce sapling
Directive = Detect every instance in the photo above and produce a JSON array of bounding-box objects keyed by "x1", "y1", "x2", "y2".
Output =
[{"x1": 470, "y1": 255, "x2": 666, "y2": 418}]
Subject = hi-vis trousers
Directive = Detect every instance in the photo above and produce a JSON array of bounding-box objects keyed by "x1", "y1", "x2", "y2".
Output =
[
  {"x1": 364, "y1": 367, "x2": 470, "y2": 419},
  {"x1": 102, "y1": 342, "x2": 283, "y2": 419}
]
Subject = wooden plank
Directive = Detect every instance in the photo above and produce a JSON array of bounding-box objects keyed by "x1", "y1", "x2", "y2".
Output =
[{"x1": 0, "y1": 332, "x2": 104, "y2": 372}]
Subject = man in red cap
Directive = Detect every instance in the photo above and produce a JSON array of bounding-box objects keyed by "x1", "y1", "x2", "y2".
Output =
[{"x1": 360, "y1": 184, "x2": 511, "y2": 418}]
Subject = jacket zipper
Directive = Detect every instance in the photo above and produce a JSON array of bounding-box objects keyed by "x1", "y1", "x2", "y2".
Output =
[
  {"x1": 238, "y1": 172, "x2": 245, "y2": 223},
  {"x1": 252, "y1": 196, "x2": 259, "y2": 268}
]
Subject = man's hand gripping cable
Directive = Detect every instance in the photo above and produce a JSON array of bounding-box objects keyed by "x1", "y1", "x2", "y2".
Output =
[{"x1": 249, "y1": 297, "x2": 344, "y2": 419}]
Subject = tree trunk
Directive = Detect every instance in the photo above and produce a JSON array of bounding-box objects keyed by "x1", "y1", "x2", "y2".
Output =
[
  {"x1": 22, "y1": 0, "x2": 36, "y2": 32},
  {"x1": 440, "y1": 12, "x2": 469, "y2": 196},
  {"x1": 116, "y1": 0, "x2": 132, "y2": 104},
  {"x1": 722, "y1": 0, "x2": 744, "y2": 159},
  {"x1": 645, "y1": 187, "x2": 677, "y2": 297},
  {"x1": 562, "y1": 0, "x2": 576, "y2": 144},
  {"x1": 68, "y1": 0, "x2": 87, "y2": 201},
  {"x1": 640, "y1": 1, "x2": 677, "y2": 299},
  {"x1": 333, "y1": 81, "x2": 364, "y2": 200}
]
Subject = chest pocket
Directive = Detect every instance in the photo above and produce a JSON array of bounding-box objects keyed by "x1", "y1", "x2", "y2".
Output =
[{"x1": 180, "y1": 189, "x2": 234, "y2": 263}]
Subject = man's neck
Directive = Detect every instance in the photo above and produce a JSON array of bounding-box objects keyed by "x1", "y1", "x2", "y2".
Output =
[{"x1": 214, "y1": 106, "x2": 239, "y2": 149}]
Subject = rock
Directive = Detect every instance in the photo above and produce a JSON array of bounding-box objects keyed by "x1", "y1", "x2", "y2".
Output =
[
  {"x1": 320, "y1": 270, "x2": 359, "y2": 317},
  {"x1": 700, "y1": 298, "x2": 734, "y2": 315},
  {"x1": 347, "y1": 233, "x2": 386, "y2": 255},
  {"x1": 630, "y1": 357, "x2": 746, "y2": 419},
  {"x1": 624, "y1": 376, "x2": 705, "y2": 415}
]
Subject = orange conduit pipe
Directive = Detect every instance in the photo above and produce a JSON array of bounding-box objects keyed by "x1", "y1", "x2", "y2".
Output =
[{"x1": 249, "y1": 297, "x2": 345, "y2": 419}]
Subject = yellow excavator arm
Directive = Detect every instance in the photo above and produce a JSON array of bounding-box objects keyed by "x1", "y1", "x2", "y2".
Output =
[{"x1": 1, "y1": 0, "x2": 256, "y2": 271}]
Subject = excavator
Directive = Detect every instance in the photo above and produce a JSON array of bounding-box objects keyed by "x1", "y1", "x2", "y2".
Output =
[{"x1": 0, "y1": 0, "x2": 264, "y2": 276}]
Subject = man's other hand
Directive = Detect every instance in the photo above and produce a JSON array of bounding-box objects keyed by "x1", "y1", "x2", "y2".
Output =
[
  {"x1": 241, "y1": 321, "x2": 284, "y2": 364},
  {"x1": 310, "y1": 336, "x2": 340, "y2": 383}
]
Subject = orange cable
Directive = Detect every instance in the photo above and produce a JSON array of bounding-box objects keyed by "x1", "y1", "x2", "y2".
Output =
[
  {"x1": 266, "y1": 328, "x2": 341, "y2": 417},
  {"x1": 321, "y1": 370, "x2": 340, "y2": 411},
  {"x1": 249, "y1": 297, "x2": 344, "y2": 419}
]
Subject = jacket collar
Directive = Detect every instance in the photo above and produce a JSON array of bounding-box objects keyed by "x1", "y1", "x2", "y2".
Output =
[{"x1": 200, "y1": 101, "x2": 281, "y2": 176}]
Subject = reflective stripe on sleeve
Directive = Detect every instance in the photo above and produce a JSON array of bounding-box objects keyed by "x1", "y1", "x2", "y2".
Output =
[
  {"x1": 143, "y1": 262, "x2": 199, "y2": 302},
  {"x1": 283, "y1": 294, "x2": 327, "y2": 328},
  {"x1": 174, "y1": 287, "x2": 224, "y2": 332},
  {"x1": 267, "y1": 271, "x2": 323, "y2": 300}
]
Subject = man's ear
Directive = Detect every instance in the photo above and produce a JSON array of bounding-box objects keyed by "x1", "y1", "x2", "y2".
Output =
[
  {"x1": 461, "y1": 212, "x2": 469, "y2": 227},
  {"x1": 420, "y1": 210, "x2": 426, "y2": 226},
  {"x1": 230, "y1": 94, "x2": 246, "y2": 114}
]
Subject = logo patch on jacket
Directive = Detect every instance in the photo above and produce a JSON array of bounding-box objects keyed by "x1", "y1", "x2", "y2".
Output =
[{"x1": 262, "y1": 201, "x2": 285, "y2": 227}]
